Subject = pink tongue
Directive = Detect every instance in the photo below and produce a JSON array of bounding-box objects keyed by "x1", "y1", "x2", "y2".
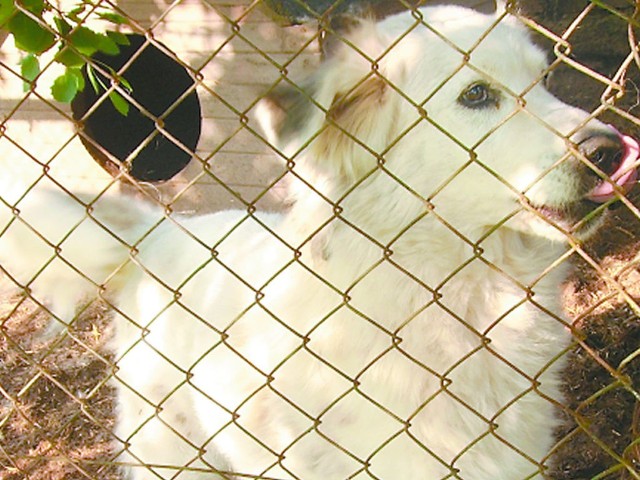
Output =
[{"x1": 587, "y1": 134, "x2": 639, "y2": 203}]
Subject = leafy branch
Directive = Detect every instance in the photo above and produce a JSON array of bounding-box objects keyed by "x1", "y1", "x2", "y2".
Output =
[{"x1": 0, "y1": 0, "x2": 132, "y2": 114}]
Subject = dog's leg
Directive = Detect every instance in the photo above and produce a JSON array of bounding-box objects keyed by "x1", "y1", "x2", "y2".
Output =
[{"x1": 113, "y1": 342, "x2": 232, "y2": 479}]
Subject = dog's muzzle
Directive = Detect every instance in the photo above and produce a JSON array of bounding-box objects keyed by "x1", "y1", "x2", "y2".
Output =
[{"x1": 579, "y1": 129, "x2": 639, "y2": 203}]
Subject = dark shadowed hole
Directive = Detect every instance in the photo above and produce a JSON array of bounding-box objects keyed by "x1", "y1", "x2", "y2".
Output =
[{"x1": 71, "y1": 34, "x2": 202, "y2": 182}]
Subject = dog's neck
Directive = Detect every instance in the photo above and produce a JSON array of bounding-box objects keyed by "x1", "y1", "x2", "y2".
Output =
[{"x1": 286, "y1": 187, "x2": 571, "y2": 299}]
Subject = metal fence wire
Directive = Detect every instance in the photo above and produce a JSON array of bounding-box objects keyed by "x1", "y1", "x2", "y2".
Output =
[{"x1": 0, "y1": 0, "x2": 639, "y2": 479}]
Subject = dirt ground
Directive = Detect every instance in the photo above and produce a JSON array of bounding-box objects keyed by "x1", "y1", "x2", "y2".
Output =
[
  {"x1": 525, "y1": 1, "x2": 640, "y2": 476},
  {"x1": 1, "y1": 1, "x2": 640, "y2": 479},
  {"x1": 0, "y1": 296, "x2": 119, "y2": 479},
  {"x1": 551, "y1": 199, "x2": 640, "y2": 480}
]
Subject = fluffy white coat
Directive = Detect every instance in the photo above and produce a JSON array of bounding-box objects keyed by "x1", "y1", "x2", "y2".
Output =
[{"x1": 0, "y1": 5, "x2": 631, "y2": 480}]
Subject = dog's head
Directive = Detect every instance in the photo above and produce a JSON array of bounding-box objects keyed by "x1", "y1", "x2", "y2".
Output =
[{"x1": 258, "y1": 6, "x2": 638, "y2": 244}]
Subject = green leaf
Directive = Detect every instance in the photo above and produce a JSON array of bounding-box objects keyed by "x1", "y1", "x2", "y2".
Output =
[
  {"x1": 55, "y1": 43, "x2": 85, "y2": 67},
  {"x1": 68, "y1": 67, "x2": 85, "y2": 92},
  {"x1": 51, "y1": 69, "x2": 81, "y2": 102},
  {"x1": 0, "y1": 0, "x2": 17, "y2": 28},
  {"x1": 116, "y1": 74, "x2": 132, "y2": 93},
  {"x1": 97, "y1": 11, "x2": 127, "y2": 25},
  {"x1": 109, "y1": 90, "x2": 129, "y2": 116},
  {"x1": 106, "y1": 30, "x2": 130, "y2": 46},
  {"x1": 68, "y1": 26, "x2": 101, "y2": 56},
  {"x1": 66, "y1": 4, "x2": 85, "y2": 23},
  {"x1": 21, "y1": 0, "x2": 46, "y2": 16},
  {"x1": 96, "y1": 32, "x2": 119, "y2": 55},
  {"x1": 9, "y1": 12, "x2": 55, "y2": 54},
  {"x1": 53, "y1": 15, "x2": 71, "y2": 35},
  {"x1": 85, "y1": 63, "x2": 101, "y2": 93},
  {"x1": 20, "y1": 54, "x2": 39, "y2": 90}
]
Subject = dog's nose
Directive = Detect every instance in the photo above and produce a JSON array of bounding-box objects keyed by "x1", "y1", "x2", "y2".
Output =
[
  {"x1": 577, "y1": 131, "x2": 639, "y2": 202},
  {"x1": 578, "y1": 133, "x2": 624, "y2": 178}
]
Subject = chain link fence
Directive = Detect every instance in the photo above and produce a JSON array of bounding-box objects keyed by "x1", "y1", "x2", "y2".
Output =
[{"x1": 0, "y1": 0, "x2": 639, "y2": 479}]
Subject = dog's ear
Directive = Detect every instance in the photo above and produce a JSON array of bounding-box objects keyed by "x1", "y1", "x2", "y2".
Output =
[
  {"x1": 257, "y1": 21, "x2": 400, "y2": 184},
  {"x1": 313, "y1": 70, "x2": 391, "y2": 180},
  {"x1": 256, "y1": 80, "x2": 319, "y2": 154}
]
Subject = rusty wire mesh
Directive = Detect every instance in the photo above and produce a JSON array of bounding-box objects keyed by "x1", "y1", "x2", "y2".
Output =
[{"x1": 0, "y1": 0, "x2": 639, "y2": 479}]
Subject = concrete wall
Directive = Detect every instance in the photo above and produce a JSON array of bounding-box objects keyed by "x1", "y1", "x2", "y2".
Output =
[
  {"x1": 0, "y1": 1, "x2": 503, "y2": 214},
  {"x1": 0, "y1": 0, "x2": 319, "y2": 213}
]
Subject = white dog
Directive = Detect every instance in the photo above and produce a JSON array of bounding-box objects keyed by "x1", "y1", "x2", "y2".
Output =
[{"x1": 0, "y1": 5, "x2": 637, "y2": 480}]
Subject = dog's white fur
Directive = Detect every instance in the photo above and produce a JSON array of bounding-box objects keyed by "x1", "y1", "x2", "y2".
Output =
[{"x1": 0, "y1": 6, "x2": 622, "y2": 480}]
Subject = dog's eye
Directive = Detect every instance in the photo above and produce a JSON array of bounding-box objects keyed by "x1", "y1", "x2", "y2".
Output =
[{"x1": 458, "y1": 82, "x2": 498, "y2": 109}]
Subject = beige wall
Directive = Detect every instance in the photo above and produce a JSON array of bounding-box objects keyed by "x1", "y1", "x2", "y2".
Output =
[
  {"x1": 0, "y1": 0, "x2": 496, "y2": 213},
  {"x1": 0, "y1": 0, "x2": 319, "y2": 213}
]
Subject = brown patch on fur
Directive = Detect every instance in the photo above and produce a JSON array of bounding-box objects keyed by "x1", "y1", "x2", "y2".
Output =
[
  {"x1": 313, "y1": 74, "x2": 391, "y2": 180},
  {"x1": 327, "y1": 74, "x2": 387, "y2": 121}
]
